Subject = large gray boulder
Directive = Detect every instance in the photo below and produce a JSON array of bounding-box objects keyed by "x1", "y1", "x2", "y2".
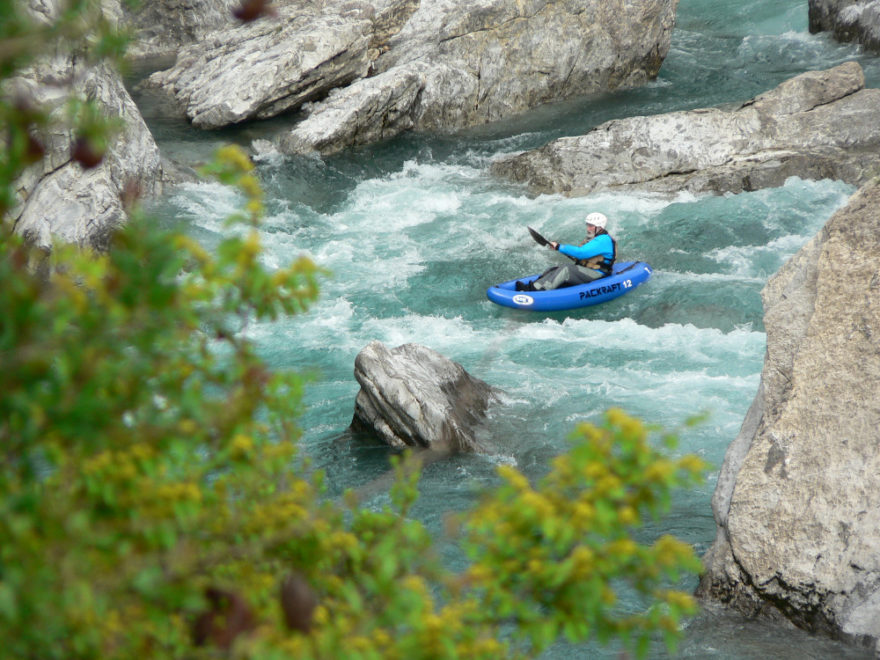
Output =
[
  {"x1": 143, "y1": 0, "x2": 417, "y2": 129},
  {"x1": 490, "y1": 61, "x2": 880, "y2": 197},
  {"x1": 276, "y1": 61, "x2": 428, "y2": 156},
  {"x1": 696, "y1": 178, "x2": 880, "y2": 653},
  {"x1": 10, "y1": 2, "x2": 162, "y2": 250},
  {"x1": 281, "y1": 0, "x2": 678, "y2": 155},
  {"x1": 280, "y1": 0, "x2": 678, "y2": 155},
  {"x1": 144, "y1": 0, "x2": 678, "y2": 152},
  {"x1": 810, "y1": 0, "x2": 880, "y2": 52},
  {"x1": 351, "y1": 341, "x2": 500, "y2": 453}
]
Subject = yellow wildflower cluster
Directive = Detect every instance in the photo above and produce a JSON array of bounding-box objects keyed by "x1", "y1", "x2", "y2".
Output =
[
  {"x1": 605, "y1": 407, "x2": 645, "y2": 438},
  {"x1": 229, "y1": 433, "x2": 254, "y2": 458},
  {"x1": 216, "y1": 144, "x2": 255, "y2": 173},
  {"x1": 153, "y1": 481, "x2": 202, "y2": 504},
  {"x1": 454, "y1": 409, "x2": 707, "y2": 657},
  {"x1": 81, "y1": 443, "x2": 156, "y2": 483}
]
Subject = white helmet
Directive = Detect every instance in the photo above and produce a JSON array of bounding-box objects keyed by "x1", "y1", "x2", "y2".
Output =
[{"x1": 585, "y1": 212, "x2": 607, "y2": 229}]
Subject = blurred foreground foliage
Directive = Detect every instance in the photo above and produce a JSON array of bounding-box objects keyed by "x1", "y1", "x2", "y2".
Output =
[{"x1": 1, "y1": 1, "x2": 709, "y2": 658}]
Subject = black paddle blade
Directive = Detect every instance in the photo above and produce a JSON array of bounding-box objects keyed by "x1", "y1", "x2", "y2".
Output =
[
  {"x1": 528, "y1": 226, "x2": 577, "y2": 262},
  {"x1": 527, "y1": 226, "x2": 550, "y2": 246}
]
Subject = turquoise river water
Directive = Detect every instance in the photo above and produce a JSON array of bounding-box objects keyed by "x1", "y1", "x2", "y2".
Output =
[{"x1": 136, "y1": 0, "x2": 880, "y2": 657}]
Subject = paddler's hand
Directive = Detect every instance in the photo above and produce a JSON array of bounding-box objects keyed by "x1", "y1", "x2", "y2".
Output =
[{"x1": 549, "y1": 241, "x2": 559, "y2": 251}]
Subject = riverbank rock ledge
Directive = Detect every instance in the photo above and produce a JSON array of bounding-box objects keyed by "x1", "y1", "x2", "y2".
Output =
[
  {"x1": 696, "y1": 178, "x2": 880, "y2": 653},
  {"x1": 142, "y1": 0, "x2": 678, "y2": 154},
  {"x1": 351, "y1": 341, "x2": 500, "y2": 453},
  {"x1": 491, "y1": 61, "x2": 880, "y2": 197},
  {"x1": 810, "y1": 0, "x2": 880, "y2": 52},
  {"x1": 11, "y1": 1, "x2": 162, "y2": 250}
]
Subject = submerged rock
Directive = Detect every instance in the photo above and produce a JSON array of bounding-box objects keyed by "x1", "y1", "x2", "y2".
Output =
[
  {"x1": 697, "y1": 178, "x2": 880, "y2": 653},
  {"x1": 351, "y1": 341, "x2": 500, "y2": 453},
  {"x1": 810, "y1": 0, "x2": 880, "y2": 52},
  {"x1": 490, "y1": 61, "x2": 880, "y2": 196}
]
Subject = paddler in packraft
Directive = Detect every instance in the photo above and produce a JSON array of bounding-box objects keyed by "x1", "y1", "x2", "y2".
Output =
[{"x1": 516, "y1": 212, "x2": 616, "y2": 291}]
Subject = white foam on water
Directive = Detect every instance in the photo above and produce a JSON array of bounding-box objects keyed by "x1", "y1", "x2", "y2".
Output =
[
  {"x1": 661, "y1": 268, "x2": 766, "y2": 285},
  {"x1": 340, "y1": 176, "x2": 465, "y2": 231},
  {"x1": 169, "y1": 181, "x2": 247, "y2": 234},
  {"x1": 356, "y1": 314, "x2": 482, "y2": 355},
  {"x1": 706, "y1": 233, "x2": 818, "y2": 277}
]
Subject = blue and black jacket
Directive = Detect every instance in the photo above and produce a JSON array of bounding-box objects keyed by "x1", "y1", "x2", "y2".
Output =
[{"x1": 558, "y1": 229, "x2": 616, "y2": 276}]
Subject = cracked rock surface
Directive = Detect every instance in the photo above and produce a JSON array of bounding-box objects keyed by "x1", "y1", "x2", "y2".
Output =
[
  {"x1": 696, "y1": 177, "x2": 880, "y2": 653},
  {"x1": 9, "y1": 0, "x2": 162, "y2": 250},
  {"x1": 351, "y1": 341, "x2": 500, "y2": 453},
  {"x1": 141, "y1": 0, "x2": 679, "y2": 153},
  {"x1": 10, "y1": 59, "x2": 162, "y2": 250},
  {"x1": 490, "y1": 61, "x2": 880, "y2": 197},
  {"x1": 810, "y1": 0, "x2": 880, "y2": 52}
]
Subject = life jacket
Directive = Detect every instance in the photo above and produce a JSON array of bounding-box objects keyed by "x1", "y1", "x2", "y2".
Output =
[{"x1": 576, "y1": 229, "x2": 616, "y2": 276}]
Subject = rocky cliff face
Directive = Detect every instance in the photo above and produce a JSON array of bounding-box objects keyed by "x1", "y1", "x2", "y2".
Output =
[
  {"x1": 122, "y1": 0, "x2": 238, "y2": 60},
  {"x1": 142, "y1": 0, "x2": 679, "y2": 155},
  {"x1": 282, "y1": 0, "x2": 679, "y2": 155},
  {"x1": 810, "y1": 0, "x2": 880, "y2": 52},
  {"x1": 697, "y1": 178, "x2": 880, "y2": 653},
  {"x1": 10, "y1": 1, "x2": 162, "y2": 250},
  {"x1": 490, "y1": 62, "x2": 880, "y2": 197},
  {"x1": 143, "y1": 0, "x2": 388, "y2": 129}
]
